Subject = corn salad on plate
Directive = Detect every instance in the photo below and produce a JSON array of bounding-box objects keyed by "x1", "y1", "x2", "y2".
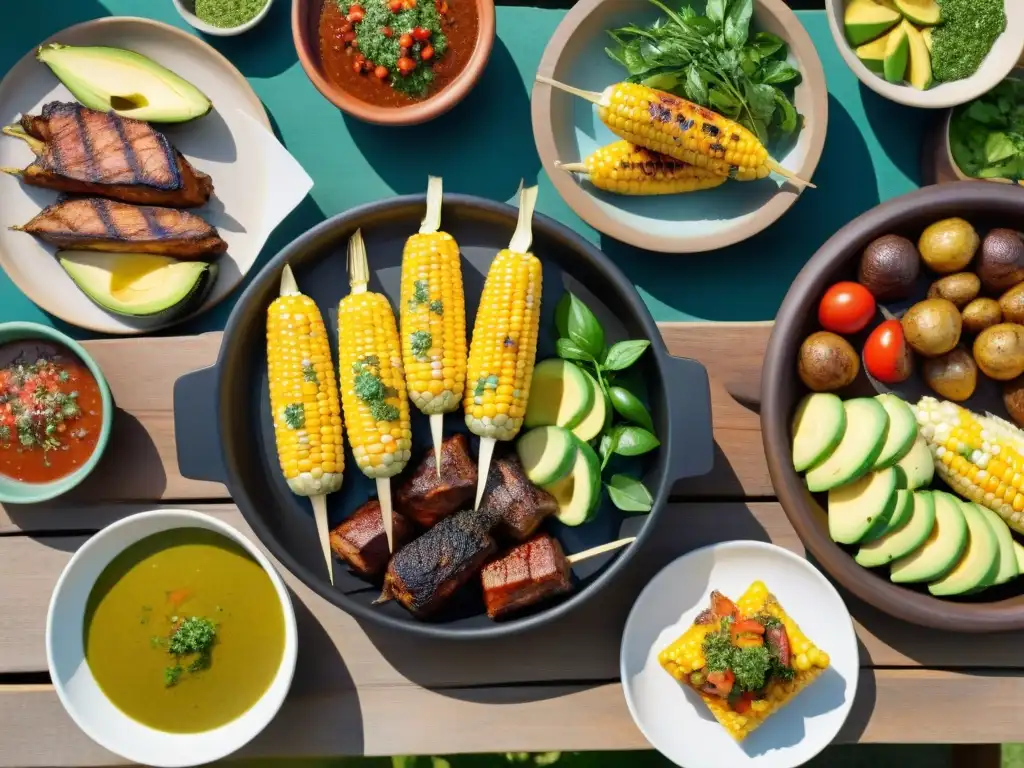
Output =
[{"x1": 621, "y1": 541, "x2": 857, "y2": 768}]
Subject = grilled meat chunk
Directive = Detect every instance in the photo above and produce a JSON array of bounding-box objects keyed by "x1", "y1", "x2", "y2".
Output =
[
  {"x1": 480, "y1": 455, "x2": 558, "y2": 541},
  {"x1": 10, "y1": 102, "x2": 213, "y2": 207},
  {"x1": 329, "y1": 500, "x2": 414, "y2": 578},
  {"x1": 396, "y1": 433, "x2": 477, "y2": 527},
  {"x1": 17, "y1": 198, "x2": 227, "y2": 258},
  {"x1": 379, "y1": 507, "x2": 500, "y2": 618},
  {"x1": 481, "y1": 534, "x2": 573, "y2": 620}
]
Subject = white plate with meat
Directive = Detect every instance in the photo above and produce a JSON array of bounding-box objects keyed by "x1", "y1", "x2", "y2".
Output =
[{"x1": 0, "y1": 17, "x2": 311, "y2": 334}]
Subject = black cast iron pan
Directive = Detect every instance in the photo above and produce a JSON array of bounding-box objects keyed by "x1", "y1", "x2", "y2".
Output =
[{"x1": 173, "y1": 193, "x2": 714, "y2": 639}]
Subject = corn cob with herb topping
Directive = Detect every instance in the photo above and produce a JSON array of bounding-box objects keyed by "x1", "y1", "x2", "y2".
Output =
[
  {"x1": 535, "y1": 77, "x2": 813, "y2": 188},
  {"x1": 465, "y1": 183, "x2": 543, "y2": 509},
  {"x1": 267, "y1": 264, "x2": 345, "y2": 583},
  {"x1": 338, "y1": 229, "x2": 413, "y2": 551},
  {"x1": 557, "y1": 140, "x2": 727, "y2": 195},
  {"x1": 400, "y1": 176, "x2": 467, "y2": 474}
]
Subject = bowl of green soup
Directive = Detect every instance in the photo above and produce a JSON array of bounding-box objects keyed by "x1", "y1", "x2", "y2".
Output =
[{"x1": 45, "y1": 509, "x2": 298, "y2": 767}]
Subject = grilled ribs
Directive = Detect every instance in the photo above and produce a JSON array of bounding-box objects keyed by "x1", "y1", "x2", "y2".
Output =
[
  {"x1": 395, "y1": 433, "x2": 477, "y2": 527},
  {"x1": 329, "y1": 500, "x2": 414, "y2": 578},
  {"x1": 480, "y1": 455, "x2": 558, "y2": 541},
  {"x1": 17, "y1": 197, "x2": 227, "y2": 258},
  {"x1": 9, "y1": 102, "x2": 213, "y2": 207},
  {"x1": 379, "y1": 507, "x2": 500, "y2": 618},
  {"x1": 481, "y1": 534, "x2": 573, "y2": 620}
]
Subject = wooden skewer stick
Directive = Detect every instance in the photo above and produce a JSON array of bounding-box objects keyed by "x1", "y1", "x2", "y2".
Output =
[
  {"x1": 472, "y1": 181, "x2": 540, "y2": 510},
  {"x1": 566, "y1": 537, "x2": 636, "y2": 565},
  {"x1": 555, "y1": 161, "x2": 588, "y2": 174},
  {"x1": 534, "y1": 75, "x2": 815, "y2": 190},
  {"x1": 280, "y1": 264, "x2": 335, "y2": 585},
  {"x1": 419, "y1": 175, "x2": 447, "y2": 479}
]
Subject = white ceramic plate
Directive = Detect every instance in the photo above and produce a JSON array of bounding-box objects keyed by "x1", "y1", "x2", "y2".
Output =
[
  {"x1": 0, "y1": 17, "x2": 312, "y2": 334},
  {"x1": 620, "y1": 541, "x2": 859, "y2": 768}
]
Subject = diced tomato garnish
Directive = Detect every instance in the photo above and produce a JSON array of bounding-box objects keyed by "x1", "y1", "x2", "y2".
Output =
[
  {"x1": 731, "y1": 691, "x2": 755, "y2": 714},
  {"x1": 705, "y1": 669, "x2": 735, "y2": 697},
  {"x1": 710, "y1": 591, "x2": 738, "y2": 620},
  {"x1": 731, "y1": 619, "x2": 765, "y2": 636},
  {"x1": 420, "y1": 44, "x2": 434, "y2": 61},
  {"x1": 412, "y1": 25, "x2": 431, "y2": 40}
]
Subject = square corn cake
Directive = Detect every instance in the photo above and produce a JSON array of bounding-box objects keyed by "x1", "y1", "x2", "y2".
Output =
[{"x1": 658, "y1": 580, "x2": 830, "y2": 742}]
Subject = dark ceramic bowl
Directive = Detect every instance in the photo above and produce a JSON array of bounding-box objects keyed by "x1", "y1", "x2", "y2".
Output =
[{"x1": 762, "y1": 182, "x2": 1024, "y2": 633}]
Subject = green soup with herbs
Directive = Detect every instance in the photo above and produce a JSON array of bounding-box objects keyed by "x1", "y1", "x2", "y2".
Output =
[{"x1": 83, "y1": 528, "x2": 286, "y2": 733}]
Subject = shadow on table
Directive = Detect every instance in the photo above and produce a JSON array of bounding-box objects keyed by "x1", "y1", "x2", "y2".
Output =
[
  {"x1": 858, "y1": 82, "x2": 932, "y2": 186},
  {"x1": 835, "y1": 668, "x2": 876, "y2": 744},
  {"x1": 0, "y1": 0, "x2": 109, "y2": 73},
  {"x1": 598, "y1": 94, "x2": 880, "y2": 323},
  {"x1": 343, "y1": 35, "x2": 540, "y2": 201}
]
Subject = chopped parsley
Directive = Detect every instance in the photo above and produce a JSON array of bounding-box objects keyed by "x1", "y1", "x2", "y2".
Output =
[
  {"x1": 700, "y1": 617, "x2": 781, "y2": 693},
  {"x1": 283, "y1": 403, "x2": 305, "y2": 430},
  {"x1": 353, "y1": 356, "x2": 400, "y2": 423},
  {"x1": 409, "y1": 279, "x2": 430, "y2": 308},
  {"x1": 161, "y1": 617, "x2": 217, "y2": 688},
  {"x1": 411, "y1": 330, "x2": 432, "y2": 359},
  {"x1": 164, "y1": 665, "x2": 183, "y2": 687},
  {"x1": 350, "y1": 0, "x2": 449, "y2": 97},
  {"x1": 0, "y1": 355, "x2": 86, "y2": 463},
  {"x1": 429, "y1": 299, "x2": 444, "y2": 315},
  {"x1": 302, "y1": 362, "x2": 318, "y2": 383}
]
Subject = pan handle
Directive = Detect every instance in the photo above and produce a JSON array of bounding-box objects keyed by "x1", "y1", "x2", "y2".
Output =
[
  {"x1": 662, "y1": 353, "x2": 714, "y2": 482},
  {"x1": 173, "y1": 365, "x2": 227, "y2": 485}
]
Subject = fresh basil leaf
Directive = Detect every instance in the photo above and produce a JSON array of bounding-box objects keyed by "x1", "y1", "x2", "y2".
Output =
[
  {"x1": 709, "y1": 87, "x2": 740, "y2": 118},
  {"x1": 556, "y1": 338, "x2": 593, "y2": 363},
  {"x1": 684, "y1": 65, "x2": 709, "y2": 105},
  {"x1": 608, "y1": 386, "x2": 655, "y2": 432},
  {"x1": 602, "y1": 340, "x2": 651, "y2": 371},
  {"x1": 688, "y1": 16, "x2": 717, "y2": 35},
  {"x1": 599, "y1": 431, "x2": 617, "y2": 470},
  {"x1": 759, "y1": 59, "x2": 799, "y2": 85},
  {"x1": 613, "y1": 426, "x2": 660, "y2": 456},
  {"x1": 561, "y1": 293, "x2": 605, "y2": 358},
  {"x1": 773, "y1": 89, "x2": 798, "y2": 133},
  {"x1": 724, "y1": 0, "x2": 752, "y2": 48},
  {"x1": 643, "y1": 72, "x2": 681, "y2": 91},
  {"x1": 607, "y1": 474, "x2": 654, "y2": 513},
  {"x1": 605, "y1": 45, "x2": 629, "y2": 68},
  {"x1": 705, "y1": 0, "x2": 727, "y2": 24},
  {"x1": 744, "y1": 80, "x2": 776, "y2": 120},
  {"x1": 740, "y1": 48, "x2": 760, "y2": 77},
  {"x1": 750, "y1": 31, "x2": 784, "y2": 59},
  {"x1": 751, "y1": 117, "x2": 769, "y2": 146}
]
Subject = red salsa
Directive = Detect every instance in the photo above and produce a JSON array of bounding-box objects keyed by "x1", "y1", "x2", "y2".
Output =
[
  {"x1": 0, "y1": 341, "x2": 103, "y2": 483},
  {"x1": 319, "y1": 0, "x2": 478, "y2": 107}
]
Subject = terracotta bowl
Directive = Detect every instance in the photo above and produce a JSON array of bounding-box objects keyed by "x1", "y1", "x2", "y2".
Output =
[
  {"x1": 824, "y1": 0, "x2": 1024, "y2": 109},
  {"x1": 532, "y1": 0, "x2": 827, "y2": 254},
  {"x1": 762, "y1": 182, "x2": 1024, "y2": 633},
  {"x1": 292, "y1": 0, "x2": 495, "y2": 125}
]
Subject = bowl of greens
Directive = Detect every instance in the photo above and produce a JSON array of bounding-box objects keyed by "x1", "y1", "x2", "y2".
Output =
[
  {"x1": 531, "y1": 0, "x2": 827, "y2": 254},
  {"x1": 944, "y1": 74, "x2": 1024, "y2": 185}
]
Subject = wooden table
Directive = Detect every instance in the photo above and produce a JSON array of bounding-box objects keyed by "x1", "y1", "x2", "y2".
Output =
[{"x1": 2, "y1": 326, "x2": 1021, "y2": 766}]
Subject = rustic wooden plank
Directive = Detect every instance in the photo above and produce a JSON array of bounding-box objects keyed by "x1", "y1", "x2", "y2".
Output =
[
  {"x1": 0, "y1": 669, "x2": 1020, "y2": 765},
  {"x1": 3, "y1": 502, "x2": 1022, "y2": 679}
]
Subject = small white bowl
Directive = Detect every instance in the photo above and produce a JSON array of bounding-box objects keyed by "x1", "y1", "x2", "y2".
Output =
[
  {"x1": 824, "y1": 0, "x2": 1024, "y2": 109},
  {"x1": 172, "y1": 0, "x2": 275, "y2": 36},
  {"x1": 46, "y1": 509, "x2": 298, "y2": 768}
]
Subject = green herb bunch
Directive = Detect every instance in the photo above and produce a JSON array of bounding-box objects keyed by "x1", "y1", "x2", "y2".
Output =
[
  {"x1": 605, "y1": 0, "x2": 802, "y2": 146},
  {"x1": 554, "y1": 293, "x2": 658, "y2": 513},
  {"x1": 158, "y1": 616, "x2": 217, "y2": 688},
  {"x1": 949, "y1": 78, "x2": 1024, "y2": 181}
]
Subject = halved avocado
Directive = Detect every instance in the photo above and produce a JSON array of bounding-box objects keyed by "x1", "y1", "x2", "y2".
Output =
[
  {"x1": 37, "y1": 44, "x2": 212, "y2": 123},
  {"x1": 857, "y1": 34, "x2": 891, "y2": 74},
  {"x1": 894, "y1": 0, "x2": 941, "y2": 26},
  {"x1": 58, "y1": 251, "x2": 216, "y2": 322},
  {"x1": 883, "y1": 22, "x2": 910, "y2": 83},
  {"x1": 903, "y1": 21, "x2": 933, "y2": 90},
  {"x1": 845, "y1": 0, "x2": 902, "y2": 46}
]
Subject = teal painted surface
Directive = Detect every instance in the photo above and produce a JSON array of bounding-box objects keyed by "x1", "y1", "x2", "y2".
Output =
[{"x1": 0, "y1": 1, "x2": 933, "y2": 337}]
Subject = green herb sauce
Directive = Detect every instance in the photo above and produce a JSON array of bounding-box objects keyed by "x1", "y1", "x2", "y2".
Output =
[
  {"x1": 194, "y1": 0, "x2": 269, "y2": 28},
  {"x1": 350, "y1": 0, "x2": 448, "y2": 96},
  {"x1": 931, "y1": 0, "x2": 1006, "y2": 83}
]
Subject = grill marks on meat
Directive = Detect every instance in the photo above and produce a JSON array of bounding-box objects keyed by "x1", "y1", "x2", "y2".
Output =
[
  {"x1": 481, "y1": 534, "x2": 573, "y2": 619},
  {"x1": 18, "y1": 198, "x2": 227, "y2": 258},
  {"x1": 330, "y1": 500, "x2": 414, "y2": 578},
  {"x1": 396, "y1": 433, "x2": 477, "y2": 527},
  {"x1": 15, "y1": 103, "x2": 213, "y2": 207},
  {"x1": 480, "y1": 455, "x2": 558, "y2": 541},
  {"x1": 379, "y1": 508, "x2": 500, "y2": 618}
]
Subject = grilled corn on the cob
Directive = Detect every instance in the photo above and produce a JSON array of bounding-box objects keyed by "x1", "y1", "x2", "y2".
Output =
[
  {"x1": 659, "y1": 581, "x2": 829, "y2": 742},
  {"x1": 465, "y1": 183, "x2": 543, "y2": 508},
  {"x1": 267, "y1": 264, "x2": 345, "y2": 582},
  {"x1": 535, "y1": 77, "x2": 811, "y2": 187},
  {"x1": 400, "y1": 176, "x2": 467, "y2": 471},
  {"x1": 338, "y1": 229, "x2": 412, "y2": 550},
  {"x1": 557, "y1": 140, "x2": 727, "y2": 195},
  {"x1": 913, "y1": 396, "x2": 1024, "y2": 534}
]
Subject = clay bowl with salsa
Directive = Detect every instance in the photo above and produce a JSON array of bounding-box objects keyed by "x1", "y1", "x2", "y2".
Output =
[
  {"x1": 294, "y1": 0, "x2": 495, "y2": 124},
  {"x1": 0, "y1": 322, "x2": 112, "y2": 504}
]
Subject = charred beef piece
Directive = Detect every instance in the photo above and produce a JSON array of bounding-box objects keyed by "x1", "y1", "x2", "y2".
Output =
[
  {"x1": 480, "y1": 455, "x2": 558, "y2": 541},
  {"x1": 379, "y1": 507, "x2": 500, "y2": 618},
  {"x1": 395, "y1": 433, "x2": 477, "y2": 527},
  {"x1": 481, "y1": 534, "x2": 573, "y2": 620},
  {"x1": 329, "y1": 500, "x2": 414, "y2": 578},
  {"x1": 16, "y1": 197, "x2": 227, "y2": 258},
  {"x1": 11, "y1": 102, "x2": 213, "y2": 207}
]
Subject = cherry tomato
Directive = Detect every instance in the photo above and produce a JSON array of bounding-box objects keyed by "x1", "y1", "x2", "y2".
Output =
[
  {"x1": 412, "y1": 26, "x2": 431, "y2": 40},
  {"x1": 405, "y1": 0, "x2": 418, "y2": 8},
  {"x1": 399, "y1": 32, "x2": 414, "y2": 47},
  {"x1": 381, "y1": 25, "x2": 393, "y2": 36},
  {"x1": 388, "y1": 0, "x2": 403, "y2": 10},
  {"x1": 818, "y1": 281, "x2": 876, "y2": 334},
  {"x1": 352, "y1": 58, "x2": 365, "y2": 73},
  {"x1": 347, "y1": 4, "x2": 364, "y2": 21},
  {"x1": 864, "y1": 319, "x2": 913, "y2": 384},
  {"x1": 397, "y1": 56, "x2": 416, "y2": 74},
  {"x1": 420, "y1": 44, "x2": 434, "y2": 61},
  {"x1": 374, "y1": 65, "x2": 389, "y2": 79},
  {"x1": 342, "y1": 30, "x2": 356, "y2": 43}
]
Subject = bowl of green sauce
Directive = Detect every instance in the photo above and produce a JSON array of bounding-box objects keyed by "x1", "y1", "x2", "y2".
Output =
[
  {"x1": 825, "y1": 0, "x2": 1024, "y2": 109},
  {"x1": 46, "y1": 508, "x2": 298, "y2": 767},
  {"x1": 944, "y1": 72, "x2": 1024, "y2": 185},
  {"x1": 172, "y1": 0, "x2": 275, "y2": 36}
]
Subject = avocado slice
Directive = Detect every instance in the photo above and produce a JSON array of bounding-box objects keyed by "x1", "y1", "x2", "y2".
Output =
[
  {"x1": 971, "y1": 504, "x2": 1017, "y2": 586},
  {"x1": 922, "y1": 27, "x2": 934, "y2": 53},
  {"x1": 890, "y1": 491, "x2": 967, "y2": 583},
  {"x1": 883, "y1": 22, "x2": 910, "y2": 83},
  {"x1": 845, "y1": 0, "x2": 902, "y2": 46},
  {"x1": 903, "y1": 21, "x2": 933, "y2": 90},
  {"x1": 894, "y1": 0, "x2": 941, "y2": 26},
  {"x1": 857, "y1": 34, "x2": 891, "y2": 74},
  {"x1": 58, "y1": 251, "x2": 216, "y2": 321},
  {"x1": 856, "y1": 490, "x2": 936, "y2": 568},
  {"x1": 928, "y1": 500, "x2": 1000, "y2": 596},
  {"x1": 37, "y1": 44, "x2": 212, "y2": 123},
  {"x1": 828, "y1": 466, "x2": 899, "y2": 545}
]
